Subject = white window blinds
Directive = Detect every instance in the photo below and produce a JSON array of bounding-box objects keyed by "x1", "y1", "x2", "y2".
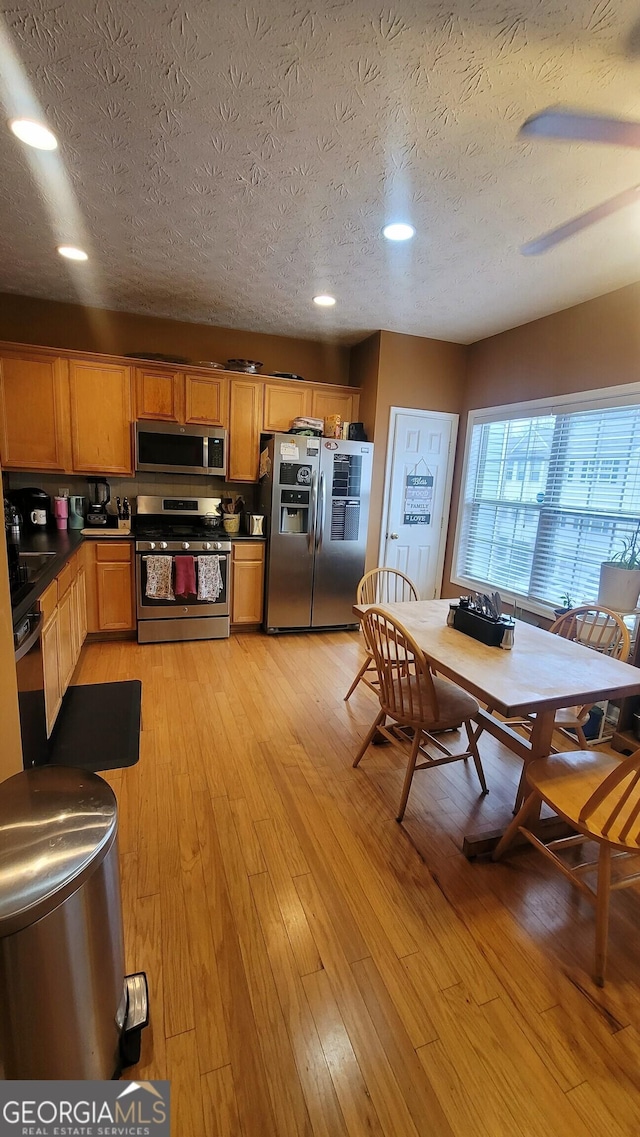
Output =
[{"x1": 455, "y1": 401, "x2": 640, "y2": 608}]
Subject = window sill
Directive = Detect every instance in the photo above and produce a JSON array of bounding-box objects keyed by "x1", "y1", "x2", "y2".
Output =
[{"x1": 449, "y1": 575, "x2": 559, "y2": 625}]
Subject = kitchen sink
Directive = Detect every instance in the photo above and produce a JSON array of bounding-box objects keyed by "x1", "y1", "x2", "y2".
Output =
[{"x1": 18, "y1": 551, "x2": 57, "y2": 582}]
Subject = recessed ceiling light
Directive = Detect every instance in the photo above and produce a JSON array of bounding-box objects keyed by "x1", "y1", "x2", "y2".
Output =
[
  {"x1": 10, "y1": 118, "x2": 58, "y2": 150},
  {"x1": 383, "y1": 222, "x2": 415, "y2": 241},
  {"x1": 313, "y1": 294, "x2": 336, "y2": 307},
  {"x1": 57, "y1": 245, "x2": 88, "y2": 261}
]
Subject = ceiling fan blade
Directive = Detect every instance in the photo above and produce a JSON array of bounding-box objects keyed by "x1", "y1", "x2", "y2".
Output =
[
  {"x1": 520, "y1": 107, "x2": 640, "y2": 148},
  {"x1": 521, "y1": 185, "x2": 640, "y2": 255}
]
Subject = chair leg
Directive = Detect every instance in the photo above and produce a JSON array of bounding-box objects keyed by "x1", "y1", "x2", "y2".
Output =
[
  {"x1": 396, "y1": 729, "x2": 423, "y2": 823},
  {"x1": 492, "y1": 790, "x2": 543, "y2": 860},
  {"x1": 352, "y1": 709, "x2": 385, "y2": 767},
  {"x1": 345, "y1": 653, "x2": 373, "y2": 701},
  {"x1": 574, "y1": 724, "x2": 590, "y2": 749},
  {"x1": 465, "y1": 719, "x2": 488, "y2": 795},
  {"x1": 594, "y1": 844, "x2": 612, "y2": 987}
]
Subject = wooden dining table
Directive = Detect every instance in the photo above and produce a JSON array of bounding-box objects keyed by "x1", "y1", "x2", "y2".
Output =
[{"x1": 353, "y1": 599, "x2": 640, "y2": 855}]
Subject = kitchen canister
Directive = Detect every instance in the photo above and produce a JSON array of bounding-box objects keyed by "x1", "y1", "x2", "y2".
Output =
[
  {"x1": 324, "y1": 414, "x2": 342, "y2": 439},
  {"x1": 223, "y1": 514, "x2": 240, "y2": 534}
]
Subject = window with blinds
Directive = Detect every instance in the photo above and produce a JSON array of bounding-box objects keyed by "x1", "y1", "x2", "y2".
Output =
[{"x1": 453, "y1": 397, "x2": 640, "y2": 608}]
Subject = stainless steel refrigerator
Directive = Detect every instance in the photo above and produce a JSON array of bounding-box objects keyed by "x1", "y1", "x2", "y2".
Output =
[{"x1": 259, "y1": 433, "x2": 373, "y2": 632}]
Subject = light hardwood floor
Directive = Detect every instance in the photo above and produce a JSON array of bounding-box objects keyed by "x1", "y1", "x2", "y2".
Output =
[{"x1": 74, "y1": 631, "x2": 640, "y2": 1136}]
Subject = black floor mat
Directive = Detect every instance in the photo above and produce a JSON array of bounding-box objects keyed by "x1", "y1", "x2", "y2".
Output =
[{"x1": 49, "y1": 680, "x2": 141, "y2": 772}]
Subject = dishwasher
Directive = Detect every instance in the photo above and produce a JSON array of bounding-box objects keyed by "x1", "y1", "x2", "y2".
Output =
[{"x1": 14, "y1": 608, "x2": 49, "y2": 767}]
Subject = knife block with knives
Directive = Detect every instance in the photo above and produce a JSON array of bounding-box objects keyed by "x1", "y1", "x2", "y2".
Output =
[{"x1": 451, "y1": 591, "x2": 514, "y2": 648}]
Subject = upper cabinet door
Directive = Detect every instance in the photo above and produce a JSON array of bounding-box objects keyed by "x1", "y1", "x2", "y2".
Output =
[
  {"x1": 228, "y1": 379, "x2": 263, "y2": 481},
  {"x1": 310, "y1": 387, "x2": 359, "y2": 424},
  {"x1": 69, "y1": 360, "x2": 133, "y2": 474},
  {"x1": 135, "y1": 367, "x2": 182, "y2": 422},
  {"x1": 184, "y1": 372, "x2": 229, "y2": 426},
  {"x1": 262, "y1": 382, "x2": 312, "y2": 432},
  {"x1": 0, "y1": 352, "x2": 68, "y2": 470}
]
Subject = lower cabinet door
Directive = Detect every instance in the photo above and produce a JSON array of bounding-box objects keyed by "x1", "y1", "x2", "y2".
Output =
[
  {"x1": 42, "y1": 613, "x2": 61, "y2": 737},
  {"x1": 96, "y1": 561, "x2": 135, "y2": 630},
  {"x1": 57, "y1": 586, "x2": 75, "y2": 691},
  {"x1": 76, "y1": 565, "x2": 88, "y2": 646},
  {"x1": 232, "y1": 545, "x2": 265, "y2": 624}
]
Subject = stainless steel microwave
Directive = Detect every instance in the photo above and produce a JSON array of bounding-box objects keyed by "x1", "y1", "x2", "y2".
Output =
[{"x1": 135, "y1": 421, "x2": 227, "y2": 477}]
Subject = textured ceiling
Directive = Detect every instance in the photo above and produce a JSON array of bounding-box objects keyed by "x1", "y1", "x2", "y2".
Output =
[{"x1": 2, "y1": 1, "x2": 640, "y2": 345}]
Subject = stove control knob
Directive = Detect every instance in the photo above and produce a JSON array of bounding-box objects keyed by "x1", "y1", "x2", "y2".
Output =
[
  {"x1": 202, "y1": 542, "x2": 212, "y2": 550},
  {"x1": 182, "y1": 541, "x2": 190, "y2": 549},
  {"x1": 159, "y1": 541, "x2": 168, "y2": 550},
  {"x1": 148, "y1": 541, "x2": 156, "y2": 550},
  {"x1": 213, "y1": 541, "x2": 221, "y2": 550}
]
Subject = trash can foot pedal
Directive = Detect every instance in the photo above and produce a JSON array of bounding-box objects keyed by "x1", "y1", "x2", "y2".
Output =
[
  {"x1": 124, "y1": 971, "x2": 149, "y2": 1032},
  {"x1": 117, "y1": 972, "x2": 149, "y2": 1072}
]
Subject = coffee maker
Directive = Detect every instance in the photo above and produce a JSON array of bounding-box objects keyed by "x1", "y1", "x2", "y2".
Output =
[
  {"x1": 86, "y1": 479, "x2": 111, "y2": 527},
  {"x1": 9, "y1": 487, "x2": 50, "y2": 532}
]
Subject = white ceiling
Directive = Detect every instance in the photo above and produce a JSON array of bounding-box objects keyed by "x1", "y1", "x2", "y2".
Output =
[{"x1": 2, "y1": 1, "x2": 640, "y2": 345}]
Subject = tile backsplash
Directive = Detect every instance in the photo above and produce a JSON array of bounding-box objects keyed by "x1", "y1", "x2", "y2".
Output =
[{"x1": 5, "y1": 470, "x2": 255, "y2": 519}]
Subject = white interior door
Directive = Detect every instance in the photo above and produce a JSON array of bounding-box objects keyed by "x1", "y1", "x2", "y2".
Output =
[{"x1": 380, "y1": 408, "x2": 458, "y2": 599}]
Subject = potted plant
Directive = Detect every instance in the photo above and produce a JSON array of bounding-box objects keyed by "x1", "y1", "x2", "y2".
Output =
[
  {"x1": 597, "y1": 521, "x2": 640, "y2": 611},
  {"x1": 553, "y1": 592, "x2": 574, "y2": 617}
]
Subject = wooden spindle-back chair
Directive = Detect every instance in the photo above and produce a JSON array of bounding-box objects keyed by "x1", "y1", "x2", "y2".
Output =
[
  {"x1": 488, "y1": 606, "x2": 630, "y2": 756},
  {"x1": 353, "y1": 607, "x2": 488, "y2": 822},
  {"x1": 546, "y1": 606, "x2": 630, "y2": 747},
  {"x1": 493, "y1": 746, "x2": 640, "y2": 985},
  {"x1": 344, "y1": 567, "x2": 419, "y2": 701}
]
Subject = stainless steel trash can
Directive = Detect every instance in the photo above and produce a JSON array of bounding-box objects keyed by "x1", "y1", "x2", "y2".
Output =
[{"x1": 0, "y1": 766, "x2": 145, "y2": 1079}]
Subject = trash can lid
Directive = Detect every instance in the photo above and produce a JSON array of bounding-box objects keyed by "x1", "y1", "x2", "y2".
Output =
[{"x1": 0, "y1": 767, "x2": 118, "y2": 937}]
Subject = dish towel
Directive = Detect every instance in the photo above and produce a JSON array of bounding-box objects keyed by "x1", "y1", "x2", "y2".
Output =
[
  {"x1": 174, "y1": 555, "x2": 197, "y2": 598},
  {"x1": 145, "y1": 555, "x2": 174, "y2": 600},
  {"x1": 198, "y1": 555, "x2": 223, "y2": 601}
]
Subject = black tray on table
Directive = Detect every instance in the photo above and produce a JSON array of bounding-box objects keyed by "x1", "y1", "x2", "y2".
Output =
[{"x1": 452, "y1": 606, "x2": 507, "y2": 648}]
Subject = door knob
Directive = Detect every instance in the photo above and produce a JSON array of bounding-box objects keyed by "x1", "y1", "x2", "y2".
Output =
[{"x1": 389, "y1": 533, "x2": 399, "y2": 540}]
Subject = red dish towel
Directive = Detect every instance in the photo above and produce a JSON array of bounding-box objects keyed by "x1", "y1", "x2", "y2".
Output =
[{"x1": 174, "y1": 555, "x2": 196, "y2": 598}]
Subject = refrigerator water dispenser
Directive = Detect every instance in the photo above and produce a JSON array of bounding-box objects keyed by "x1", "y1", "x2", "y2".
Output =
[{"x1": 280, "y1": 489, "x2": 309, "y2": 534}]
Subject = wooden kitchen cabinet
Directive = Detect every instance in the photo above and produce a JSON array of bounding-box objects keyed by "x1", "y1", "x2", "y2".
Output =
[
  {"x1": 231, "y1": 542, "x2": 265, "y2": 624},
  {"x1": 39, "y1": 550, "x2": 87, "y2": 737},
  {"x1": 311, "y1": 387, "x2": 359, "y2": 424},
  {"x1": 69, "y1": 359, "x2": 133, "y2": 475},
  {"x1": 135, "y1": 366, "x2": 228, "y2": 427},
  {"x1": 135, "y1": 367, "x2": 182, "y2": 422},
  {"x1": 0, "y1": 351, "x2": 69, "y2": 471},
  {"x1": 75, "y1": 565, "x2": 88, "y2": 647},
  {"x1": 85, "y1": 541, "x2": 135, "y2": 633},
  {"x1": 184, "y1": 372, "x2": 228, "y2": 426},
  {"x1": 41, "y1": 612, "x2": 61, "y2": 737},
  {"x1": 57, "y1": 583, "x2": 76, "y2": 692},
  {"x1": 228, "y1": 379, "x2": 263, "y2": 482},
  {"x1": 262, "y1": 382, "x2": 312, "y2": 432}
]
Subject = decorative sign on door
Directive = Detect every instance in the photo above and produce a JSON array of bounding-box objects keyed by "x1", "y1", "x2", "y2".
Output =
[{"x1": 403, "y1": 462, "x2": 434, "y2": 525}]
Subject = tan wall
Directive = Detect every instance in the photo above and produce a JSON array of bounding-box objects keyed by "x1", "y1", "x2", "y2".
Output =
[
  {"x1": 441, "y1": 280, "x2": 640, "y2": 594},
  {"x1": 0, "y1": 292, "x2": 351, "y2": 387},
  {"x1": 349, "y1": 332, "x2": 380, "y2": 442},
  {"x1": 367, "y1": 331, "x2": 467, "y2": 566},
  {"x1": 0, "y1": 464, "x2": 23, "y2": 779}
]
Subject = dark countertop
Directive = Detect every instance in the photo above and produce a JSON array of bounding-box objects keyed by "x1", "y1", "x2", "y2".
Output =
[
  {"x1": 10, "y1": 528, "x2": 133, "y2": 625},
  {"x1": 10, "y1": 528, "x2": 264, "y2": 626},
  {"x1": 11, "y1": 529, "x2": 85, "y2": 625}
]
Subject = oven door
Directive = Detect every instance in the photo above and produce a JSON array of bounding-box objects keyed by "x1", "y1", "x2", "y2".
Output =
[{"x1": 136, "y1": 553, "x2": 230, "y2": 620}]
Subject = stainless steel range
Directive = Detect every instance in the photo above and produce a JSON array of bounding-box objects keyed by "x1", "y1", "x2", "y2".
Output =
[{"x1": 134, "y1": 496, "x2": 230, "y2": 643}]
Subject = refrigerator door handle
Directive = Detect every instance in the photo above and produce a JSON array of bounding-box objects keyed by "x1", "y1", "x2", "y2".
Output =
[
  {"x1": 316, "y1": 471, "x2": 326, "y2": 552},
  {"x1": 308, "y1": 469, "x2": 318, "y2": 554}
]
